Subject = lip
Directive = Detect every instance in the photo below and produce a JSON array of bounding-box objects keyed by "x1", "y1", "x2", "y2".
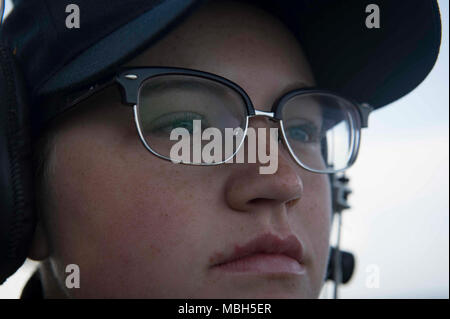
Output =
[{"x1": 210, "y1": 233, "x2": 305, "y2": 275}]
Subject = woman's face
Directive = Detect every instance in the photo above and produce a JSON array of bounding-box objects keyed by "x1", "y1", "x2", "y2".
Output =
[{"x1": 34, "y1": 1, "x2": 332, "y2": 298}]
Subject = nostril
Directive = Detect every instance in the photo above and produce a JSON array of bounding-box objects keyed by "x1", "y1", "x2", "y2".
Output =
[
  {"x1": 247, "y1": 197, "x2": 299, "y2": 208},
  {"x1": 286, "y1": 198, "x2": 300, "y2": 208},
  {"x1": 247, "y1": 198, "x2": 273, "y2": 206}
]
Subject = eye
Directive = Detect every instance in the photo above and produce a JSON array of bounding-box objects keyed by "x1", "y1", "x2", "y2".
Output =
[
  {"x1": 285, "y1": 122, "x2": 320, "y2": 143},
  {"x1": 143, "y1": 112, "x2": 208, "y2": 135}
]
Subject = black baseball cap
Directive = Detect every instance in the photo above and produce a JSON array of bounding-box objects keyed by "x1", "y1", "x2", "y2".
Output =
[{"x1": 0, "y1": 0, "x2": 442, "y2": 131}]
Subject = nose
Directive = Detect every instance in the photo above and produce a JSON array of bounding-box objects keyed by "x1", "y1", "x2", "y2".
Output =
[{"x1": 224, "y1": 116, "x2": 303, "y2": 212}]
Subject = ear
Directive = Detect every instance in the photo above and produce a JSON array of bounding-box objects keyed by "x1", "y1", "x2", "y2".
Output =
[{"x1": 27, "y1": 221, "x2": 50, "y2": 261}]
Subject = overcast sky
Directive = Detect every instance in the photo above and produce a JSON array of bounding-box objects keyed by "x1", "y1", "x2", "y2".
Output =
[{"x1": 334, "y1": 0, "x2": 449, "y2": 298}]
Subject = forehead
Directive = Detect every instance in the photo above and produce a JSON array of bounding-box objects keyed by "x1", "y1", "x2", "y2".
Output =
[{"x1": 125, "y1": 0, "x2": 315, "y2": 108}]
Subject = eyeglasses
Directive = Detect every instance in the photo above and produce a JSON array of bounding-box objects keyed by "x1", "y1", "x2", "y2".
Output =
[{"x1": 69, "y1": 66, "x2": 372, "y2": 174}]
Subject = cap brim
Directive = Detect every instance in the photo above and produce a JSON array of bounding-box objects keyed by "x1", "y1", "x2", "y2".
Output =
[
  {"x1": 38, "y1": 0, "x2": 442, "y2": 110},
  {"x1": 38, "y1": 0, "x2": 202, "y2": 97}
]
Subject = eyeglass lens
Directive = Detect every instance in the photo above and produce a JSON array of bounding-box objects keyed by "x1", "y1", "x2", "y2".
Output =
[{"x1": 136, "y1": 74, "x2": 360, "y2": 172}]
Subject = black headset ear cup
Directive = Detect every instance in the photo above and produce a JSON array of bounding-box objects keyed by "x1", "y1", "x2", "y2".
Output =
[{"x1": 0, "y1": 43, "x2": 36, "y2": 284}]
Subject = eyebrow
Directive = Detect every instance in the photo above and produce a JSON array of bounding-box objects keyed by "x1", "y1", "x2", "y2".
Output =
[
  {"x1": 255, "y1": 80, "x2": 311, "y2": 109},
  {"x1": 142, "y1": 77, "x2": 310, "y2": 95},
  {"x1": 139, "y1": 76, "x2": 313, "y2": 114},
  {"x1": 280, "y1": 80, "x2": 311, "y2": 93},
  {"x1": 141, "y1": 78, "x2": 234, "y2": 97}
]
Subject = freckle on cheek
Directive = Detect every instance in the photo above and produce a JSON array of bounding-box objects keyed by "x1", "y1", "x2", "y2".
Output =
[{"x1": 209, "y1": 251, "x2": 224, "y2": 265}]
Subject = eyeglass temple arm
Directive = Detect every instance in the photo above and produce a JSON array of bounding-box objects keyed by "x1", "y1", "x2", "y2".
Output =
[{"x1": 359, "y1": 103, "x2": 373, "y2": 128}]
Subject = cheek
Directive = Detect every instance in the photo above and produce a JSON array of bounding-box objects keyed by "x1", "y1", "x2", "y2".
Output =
[
  {"x1": 44, "y1": 128, "x2": 214, "y2": 297},
  {"x1": 302, "y1": 173, "x2": 332, "y2": 238},
  {"x1": 291, "y1": 172, "x2": 332, "y2": 292},
  {"x1": 300, "y1": 171, "x2": 332, "y2": 235}
]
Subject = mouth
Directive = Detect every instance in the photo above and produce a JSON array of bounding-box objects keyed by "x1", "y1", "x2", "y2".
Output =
[{"x1": 210, "y1": 233, "x2": 305, "y2": 275}]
